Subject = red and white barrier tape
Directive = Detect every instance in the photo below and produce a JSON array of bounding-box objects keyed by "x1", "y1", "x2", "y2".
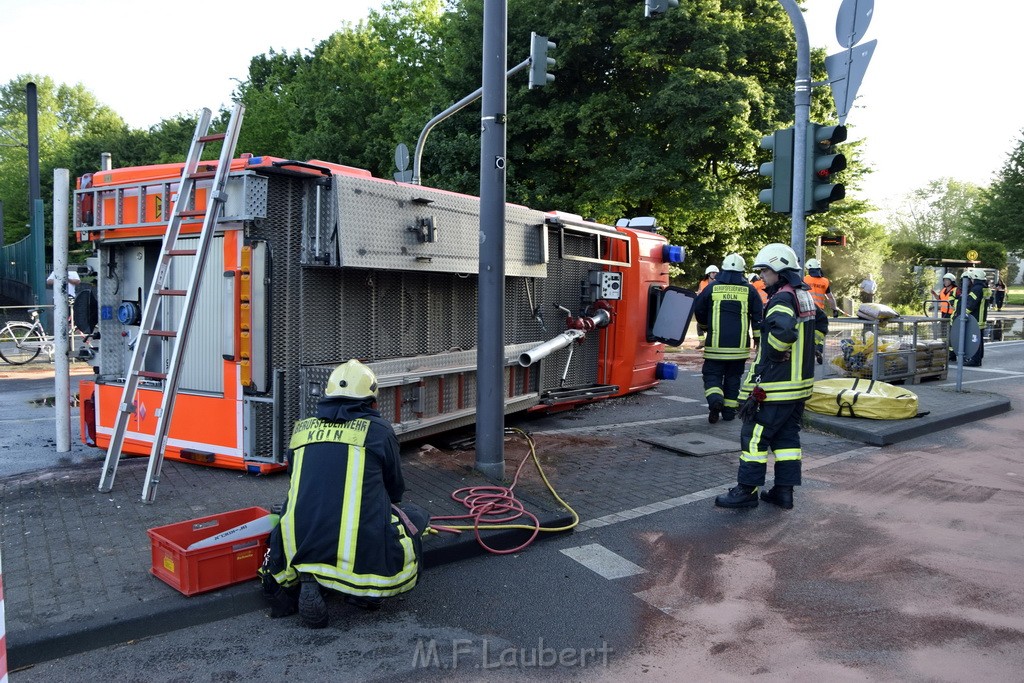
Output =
[{"x1": 1, "y1": 550, "x2": 7, "y2": 683}]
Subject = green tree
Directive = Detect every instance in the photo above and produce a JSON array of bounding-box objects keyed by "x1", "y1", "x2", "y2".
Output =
[
  {"x1": 970, "y1": 128, "x2": 1024, "y2": 248},
  {"x1": 0, "y1": 75, "x2": 123, "y2": 243},
  {"x1": 888, "y1": 177, "x2": 983, "y2": 246}
]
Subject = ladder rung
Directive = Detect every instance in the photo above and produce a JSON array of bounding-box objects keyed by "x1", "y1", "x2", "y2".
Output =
[
  {"x1": 178, "y1": 210, "x2": 205, "y2": 218},
  {"x1": 158, "y1": 289, "x2": 187, "y2": 296},
  {"x1": 167, "y1": 249, "x2": 198, "y2": 256},
  {"x1": 198, "y1": 133, "x2": 226, "y2": 143},
  {"x1": 145, "y1": 330, "x2": 178, "y2": 338},
  {"x1": 136, "y1": 371, "x2": 167, "y2": 380},
  {"x1": 189, "y1": 170, "x2": 217, "y2": 180}
]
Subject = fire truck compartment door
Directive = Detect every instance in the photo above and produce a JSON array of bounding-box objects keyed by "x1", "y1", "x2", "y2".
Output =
[{"x1": 649, "y1": 286, "x2": 696, "y2": 347}]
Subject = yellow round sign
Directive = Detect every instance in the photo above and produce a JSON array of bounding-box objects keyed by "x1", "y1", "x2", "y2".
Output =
[{"x1": 966, "y1": 249, "x2": 979, "y2": 261}]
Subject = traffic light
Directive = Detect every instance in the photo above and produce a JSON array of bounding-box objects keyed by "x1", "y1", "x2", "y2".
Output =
[
  {"x1": 758, "y1": 127, "x2": 794, "y2": 214},
  {"x1": 645, "y1": 0, "x2": 680, "y2": 17},
  {"x1": 805, "y1": 123, "x2": 847, "y2": 213},
  {"x1": 528, "y1": 33, "x2": 556, "y2": 89}
]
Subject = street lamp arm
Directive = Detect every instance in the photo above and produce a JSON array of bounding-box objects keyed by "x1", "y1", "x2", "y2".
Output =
[{"x1": 412, "y1": 58, "x2": 529, "y2": 185}]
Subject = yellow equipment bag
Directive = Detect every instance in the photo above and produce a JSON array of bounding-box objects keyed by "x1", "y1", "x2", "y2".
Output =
[{"x1": 807, "y1": 378, "x2": 919, "y2": 420}]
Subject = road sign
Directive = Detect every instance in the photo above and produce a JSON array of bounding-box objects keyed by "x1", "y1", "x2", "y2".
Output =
[
  {"x1": 394, "y1": 143, "x2": 410, "y2": 172},
  {"x1": 950, "y1": 316, "x2": 981, "y2": 358},
  {"x1": 825, "y1": 39, "x2": 876, "y2": 125},
  {"x1": 836, "y1": 0, "x2": 874, "y2": 48},
  {"x1": 967, "y1": 249, "x2": 979, "y2": 261}
]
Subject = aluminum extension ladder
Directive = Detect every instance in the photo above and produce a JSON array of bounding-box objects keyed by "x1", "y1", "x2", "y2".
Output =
[{"x1": 98, "y1": 103, "x2": 245, "y2": 503}]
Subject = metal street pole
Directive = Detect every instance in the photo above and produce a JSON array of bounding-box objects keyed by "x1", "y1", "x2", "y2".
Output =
[
  {"x1": 777, "y1": 0, "x2": 810, "y2": 261},
  {"x1": 28, "y1": 83, "x2": 46, "y2": 308},
  {"x1": 53, "y1": 169, "x2": 71, "y2": 453},
  {"x1": 475, "y1": 0, "x2": 507, "y2": 480}
]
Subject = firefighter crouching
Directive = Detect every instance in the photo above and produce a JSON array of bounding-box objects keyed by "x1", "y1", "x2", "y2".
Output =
[
  {"x1": 715, "y1": 244, "x2": 829, "y2": 511},
  {"x1": 693, "y1": 253, "x2": 763, "y2": 424},
  {"x1": 260, "y1": 359, "x2": 429, "y2": 628}
]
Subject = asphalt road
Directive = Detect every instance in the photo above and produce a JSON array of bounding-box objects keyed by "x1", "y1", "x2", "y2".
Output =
[{"x1": 8, "y1": 339, "x2": 1023, "y2": 681}]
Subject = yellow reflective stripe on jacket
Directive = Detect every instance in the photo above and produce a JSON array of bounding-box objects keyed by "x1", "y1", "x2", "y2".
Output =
[
  {"x1": 337, "y1": 444, "x2": 366, "y2": 573},
  {"x1": 706, "y1": 284, "x2": 753, "y2": 359},
  {"x1": 289, "y1": 417, "x2": 370, "y2": 449}
]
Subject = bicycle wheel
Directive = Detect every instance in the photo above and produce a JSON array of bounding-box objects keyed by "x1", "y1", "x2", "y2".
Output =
[{"x1": 0, "y1": 321, "x2": 43, "y2": 364}]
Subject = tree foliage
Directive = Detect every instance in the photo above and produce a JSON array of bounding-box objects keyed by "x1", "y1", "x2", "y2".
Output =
[
  {"x1": 0, "y1": 75, "x2": 124, "y2": 243},
  {"x1": 2, "y1": 0, "x2": 890, "y2": 283},
  {"x1": 887, "y1": 177, "x2": 983, "y2": 246},
  {"x1": 969, "y1": 128, "x2": 1024, "y2": 249}
]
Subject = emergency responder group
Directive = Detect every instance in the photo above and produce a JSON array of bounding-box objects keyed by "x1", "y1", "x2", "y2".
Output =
[{"x1": 697, "y1": 244, "x2": 829, "y2": 511}]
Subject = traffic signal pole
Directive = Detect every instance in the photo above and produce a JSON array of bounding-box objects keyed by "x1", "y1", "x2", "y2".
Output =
[
  {"x1": 776, "y1": 0, "x2": 811, "y2": 261},
  {"x1": 476, "y1": 0, "x2": 508, "y2": 480}
]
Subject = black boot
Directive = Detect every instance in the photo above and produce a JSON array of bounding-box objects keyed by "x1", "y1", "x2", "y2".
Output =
[
  {"x1": 760, "y1": 485, "x2": 794, "y2": 509},
  {"x1": 345, "y1": 594, "x2": 383, "y2": 611},
  {"x1": 298, "y1": 573, "x2": 329, "y2": 629},
  {"x1": 261, "y1": 574, "x2": 297, "y2": 618},
  {"x1": 708, "y1": 400, "x2": 723, "y2": 424},
  {"x1": 714, "y1": 484, "x2": 759, "y2": 508}
]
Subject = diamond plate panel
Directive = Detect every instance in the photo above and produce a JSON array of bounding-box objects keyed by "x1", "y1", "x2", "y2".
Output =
[{"x1": 334, "y1": 174, "x2": 547, "y2": 277}]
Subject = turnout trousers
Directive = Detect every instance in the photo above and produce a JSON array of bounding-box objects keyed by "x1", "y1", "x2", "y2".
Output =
[
  {"x1": 737, "y1": 402, "x2": 804, "y2": 487},
  {"x1": 702, "y1": 358, "x2": 747, "y2": 419}
]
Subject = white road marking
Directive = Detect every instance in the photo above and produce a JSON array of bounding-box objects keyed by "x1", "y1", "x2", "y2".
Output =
[
  {"x1": 660, "y1": 395, "x2": 701, "y2": 403},
  {"x1": 560, "y1": 543, "x2": 647, "y2": 580},
  {"x1": 575, "y1": 445, "x2": 883, "y2": 531},
  {"x1": 533, "y1": 414, "x2": 706, "y2": 436}
]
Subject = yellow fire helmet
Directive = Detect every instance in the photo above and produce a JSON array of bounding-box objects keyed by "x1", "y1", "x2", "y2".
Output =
[{"x1": 325, "y1": 359, "x2": 379, "y2": 399}]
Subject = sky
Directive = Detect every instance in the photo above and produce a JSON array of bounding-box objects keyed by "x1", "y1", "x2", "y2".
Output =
[{"x1": 2, "y1": 0, "x2": 1022, "y2": 212}]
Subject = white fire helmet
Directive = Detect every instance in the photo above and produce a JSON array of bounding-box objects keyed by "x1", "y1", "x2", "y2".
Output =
[
  {"x1": 805, "y1": 258, "x2": 821, "y2": 270},
  {"x1": 704, "y1": 265, "x2": 720, "y2": 275},
  {"x1": 752, "y1": 243, "x2": 801, "y2": 273},
  {"x1": 721, "y1": 253, "x2": 745, "y2": 272}
]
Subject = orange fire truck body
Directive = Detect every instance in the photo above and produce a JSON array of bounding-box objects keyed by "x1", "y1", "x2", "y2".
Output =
[{"x1": 74, "y1": 155, "x2": 690, "y2": 473}]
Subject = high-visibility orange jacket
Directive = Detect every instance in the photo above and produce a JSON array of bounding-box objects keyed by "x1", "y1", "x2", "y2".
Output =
[
  {"x1": 752, "y1": 278, "x2": 768, "y2": 305},
  {"x1": 937, "y1": 284, "x2": 956, "y2": 316},
  {"x1": 803, "y1": 274, "x2": 832, "y2": 310}
]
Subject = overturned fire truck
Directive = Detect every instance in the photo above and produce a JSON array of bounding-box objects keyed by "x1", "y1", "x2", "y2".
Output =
[{"x1": 73, "y1": 155, "x2": 692, "y2": 474}]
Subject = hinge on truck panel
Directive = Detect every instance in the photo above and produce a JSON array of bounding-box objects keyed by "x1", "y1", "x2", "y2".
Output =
[{"x1": 407, "y1": 216, "x2": 437, "y2": 243}]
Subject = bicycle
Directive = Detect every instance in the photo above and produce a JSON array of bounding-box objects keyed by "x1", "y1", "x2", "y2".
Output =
[{"x1": 0, "y1": 306, "x2": 96, "y2": 365}]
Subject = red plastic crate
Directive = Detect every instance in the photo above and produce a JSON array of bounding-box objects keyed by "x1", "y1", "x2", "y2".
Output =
[{"x1": 147, "y1": 506, "x2": 271, "y2": 596}]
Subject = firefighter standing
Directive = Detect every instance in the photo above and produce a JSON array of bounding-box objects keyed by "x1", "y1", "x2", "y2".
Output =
[
  {"x1": 693, "y1": 253, "x2": 763, "y2": 424},
  {"x1": 697, "y1": 264, "x2": 719, "y2": 294},
  {"x1": 715, "y1": 244, "x2": 828, "y2": 511},
  {"x1": 695, "y1": 265, "x2": 720, "y2": 349},
  {"x1": 932, "y1": 272, "x2": 957, "y2": 318},
  {"x1": 803, "y1": 258, "x2": 842, "y2": 317},
  {"x1": 260, "y1": 359, "x2": 429, "y2": 628},
  {"x1": 954, "y1": 268, "x2": 990, "y2": 367}
]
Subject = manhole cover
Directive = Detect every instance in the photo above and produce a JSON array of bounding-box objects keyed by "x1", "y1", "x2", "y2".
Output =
[{"x1": 639, "y1": 432, "x2": 737, "y2": 457}]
